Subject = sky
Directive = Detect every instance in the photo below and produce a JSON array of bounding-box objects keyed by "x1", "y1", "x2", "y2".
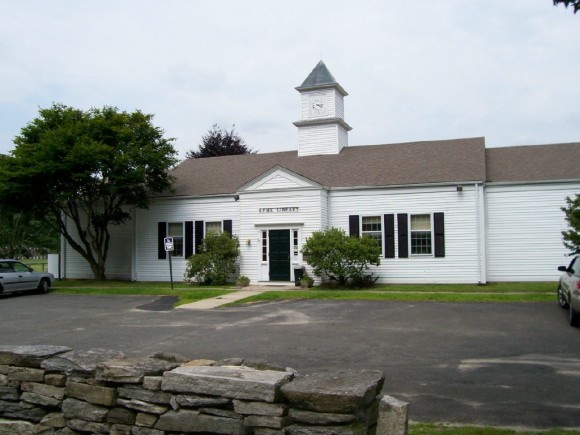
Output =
[{"x1": 0, "y1": 1, "x2": 579, "y2": 160}]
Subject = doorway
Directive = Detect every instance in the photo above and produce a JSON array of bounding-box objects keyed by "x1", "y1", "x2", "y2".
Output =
[{"x1": 269, "y1": 229, "x2": 290, "y2": 281}]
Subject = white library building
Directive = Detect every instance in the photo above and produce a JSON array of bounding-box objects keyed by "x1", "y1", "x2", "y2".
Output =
[{"x1": 62, "y1": 61, "x2": 580, "y2": 284}]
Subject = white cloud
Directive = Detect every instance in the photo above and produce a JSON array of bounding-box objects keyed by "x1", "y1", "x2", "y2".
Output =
[{"x1": 0, "y1": 0, "x2": 579, "y2": 159}]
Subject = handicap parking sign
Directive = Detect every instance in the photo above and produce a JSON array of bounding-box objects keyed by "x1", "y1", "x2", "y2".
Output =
[{"x1": 164, "y1": 237, "x2": 174, "y2": 252}]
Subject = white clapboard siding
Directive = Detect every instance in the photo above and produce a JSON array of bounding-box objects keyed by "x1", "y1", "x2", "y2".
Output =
[
  {"x1": 486, "y1": 182, "x2": 580, "y2": 281},
  {"x1": 298, "y1": 124, "x2": 342, "y2": 157},
  {"x1": 330, "y1": 184, "x2": 484, "y2": 284},
  {"x1": 334, "y1": 91, "x2": 344, "y2": 119},
  {"x1": 62, "y1": 212, "x2": 134, "y2": 280},
  {"x1": 134, "y1": 197, "x2": 239, "y2": 282}
]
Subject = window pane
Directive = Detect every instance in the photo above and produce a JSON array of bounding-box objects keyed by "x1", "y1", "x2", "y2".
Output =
[
  {"x1": 206, "y1": 221, "x2": 222, "y2": 235},
  {"x1": 167, "y1": 223, "x2": 183, "y2": 237},
  {"x1": 411, "y1": 215, "x2": 431, "y2": 231},
  {"x1": 361, "y1": 216, "x2": 382, "y2": 249},
  {"x1": 262, "y1": 231, "x2": 268, "y2": 261},
  {"x1": 167, "y1": 223, "x2": 184, "y2": 257},
  {"x1": 293, "y1": 230, "x2": 299, "y2": 256},
  {"x1": 411, "y1": 231, "x2": 432, "y2": 255},
  {"x1": 410, "y1": 214, "x2": 432, "y2": 255},
  {"x1": 173, "y1": 237, "x2": 184, "y2": 257},
  {"x1": 362, "y1": 216, "x2": 381, "y2": 232}
]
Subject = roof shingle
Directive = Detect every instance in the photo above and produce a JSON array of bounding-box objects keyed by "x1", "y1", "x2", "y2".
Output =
[{"x1": 167, "y1": 137, "x2": 487, "y2": 197}]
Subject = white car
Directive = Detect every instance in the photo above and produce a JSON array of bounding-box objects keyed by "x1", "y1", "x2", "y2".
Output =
[
  {"x1": 557, "y1": 255, "x2": 580, "y2": 327},
  {"x1": 0, "y1": 259, "x2": 54, "y2": 295}
]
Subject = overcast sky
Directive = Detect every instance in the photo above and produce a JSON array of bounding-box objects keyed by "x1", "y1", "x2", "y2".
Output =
[{"x1": 1, "y1": 1, "x2": 579, "y2": 160}]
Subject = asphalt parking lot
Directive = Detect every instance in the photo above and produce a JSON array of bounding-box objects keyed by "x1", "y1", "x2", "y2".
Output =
[{"x1": 0, "y1": 293, "x2": 579, "y2": 429}]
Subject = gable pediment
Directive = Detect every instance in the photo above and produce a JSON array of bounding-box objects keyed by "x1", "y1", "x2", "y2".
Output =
[{"x1": 239, "y1": 166, "x2": 321, "y2": 192}]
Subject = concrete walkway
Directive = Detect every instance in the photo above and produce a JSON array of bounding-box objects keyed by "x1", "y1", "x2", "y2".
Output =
[{"x1": 176, "y1": 285, "x2": 297, "y2": 310}]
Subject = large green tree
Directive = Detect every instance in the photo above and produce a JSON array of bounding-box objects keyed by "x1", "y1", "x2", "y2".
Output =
[
  {"x1": 562, "y1": 194, "x2": 580, "y2": 254},
  {"x1": 0, "y1": 104, "x2": 178, "y2": 280},
  {"x1": 554, "y1": 0, "x2": 580, "y2": 14},
  {"x1": 186, "y1": 124, "x2": 256, "y2": 159}
]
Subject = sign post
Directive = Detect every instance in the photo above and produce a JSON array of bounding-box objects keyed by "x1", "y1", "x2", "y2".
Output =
[{"x1": 164, "y1": 237, "x2": 174, "y2": 289}]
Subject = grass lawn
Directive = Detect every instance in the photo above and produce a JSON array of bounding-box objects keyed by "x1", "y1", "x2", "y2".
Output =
[
  {"x1": 227, "y1": 282, "x2": 557, "y2": 305},
  {"x1": 22, "y1": 258, "x2": 49, "y2": 272},
  {"x1": 409, "y1": 423, "x2": 580, "y2": 434},
  {"x1": 50, "y1": 280, "x2": 558, "y2": 306},
  {"x1": 51, "y1": 279, "x2": 234, "y2": 306}
]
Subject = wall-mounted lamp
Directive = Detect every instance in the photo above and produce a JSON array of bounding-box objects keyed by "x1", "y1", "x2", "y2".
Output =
[
  {"x1": 246, "y1": 239, "x2": 252, "y2": 246},
  {"x1": 234, "y1": 195, "x2": 240, "y2": 201},
  {"x1": 456, "y1": 185, "x2": 463, "y2": 192}
]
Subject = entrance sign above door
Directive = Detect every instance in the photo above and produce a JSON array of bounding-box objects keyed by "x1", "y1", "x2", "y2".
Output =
[{"x1": 259, "y1": 207, "x2": 299, "y2": 213}]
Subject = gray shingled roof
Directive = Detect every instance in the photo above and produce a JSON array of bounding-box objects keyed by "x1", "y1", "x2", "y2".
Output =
[
  {"x1": 298, "y1": 60, "x2": 337, "y2": 88},
  {"x1": 486, "y1": 142, "x2": 580, "y2": 183},
  {"x1": 167, "y1": 137, "x2": 487, "y2": 197},
  {"x1": 295, "y1": 60, "x2": 348, "y2": 96}
]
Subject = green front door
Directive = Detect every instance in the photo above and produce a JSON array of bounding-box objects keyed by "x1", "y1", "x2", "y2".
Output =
[{"x1": 269, "y1": 229, "x2": 290, "y2": 281}]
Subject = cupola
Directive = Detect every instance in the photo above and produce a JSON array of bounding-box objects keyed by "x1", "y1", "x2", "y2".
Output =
[{"x1": 293, "y1": 61, "x2": 352, "y2": 157}]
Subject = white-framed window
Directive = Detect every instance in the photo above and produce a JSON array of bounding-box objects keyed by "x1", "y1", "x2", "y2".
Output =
[
  {"x1": 410, "y1": 214, "x2": 433, "y2": 255},
  {"x1": 205, "y1": 221, "x2": 223, "y2": 235},
  {"x1": 293, "y1": 230, "x2": 299, "y2": 257},
  {"x1": 361, "y1": 216, "x2": 382, "y2": 251},
  {"x1": 261, "y1": 230, "x2": 268, "y2": 262},
  {"x1": 167, "y1": 222, "x2": 184, "y2": 257}
]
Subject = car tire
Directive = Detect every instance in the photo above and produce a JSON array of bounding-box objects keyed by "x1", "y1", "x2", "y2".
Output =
[
  {"x1": 37, "y1": 278, "x2": 50, "y2": 294},
  {"x1": 557, "y1": 284, "x2": 569, "y2": 309},
  {"x1": 569, "y1": 303, "x2": 580, "y2": 327}
]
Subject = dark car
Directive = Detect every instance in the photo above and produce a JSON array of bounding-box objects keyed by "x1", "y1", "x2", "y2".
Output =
[
  {"x1": 557, "y1": 255, "x2": 580, "y2": 327},
  {"x1": 0, "y1": 259, "x2": 54, "y2": 295}
]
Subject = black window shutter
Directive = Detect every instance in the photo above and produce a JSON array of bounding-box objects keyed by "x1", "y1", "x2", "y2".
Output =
[
  {"x1": 223, "y1": 219, "x2": 233, "y2": 236},
  {"x1": 384, "y1": 214, "x2": 395, "y2": 258},
  {"x1": 434, "y1": 212, "x2": 445, "y2": 258},
  {"x1": 158, "y1": 222, "x2": 167, "y2": 260},
  {"x1": 349, "y1": 215, "x2": 360, "y2": 237},
  {"x1": 194, "y1": 221, "x2": 204, "y2": 254},
  {"x1": 397, "y1": 214, "x2": 408, "y2": 258},
  {"x1": 185, "y1": 221, "x2": 194, "y2": 258}
]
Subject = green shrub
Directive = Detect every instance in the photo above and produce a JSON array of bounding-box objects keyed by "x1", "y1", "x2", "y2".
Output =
[
  {"x1": 184, "y1": 232, "x2": 240, "y2": 285},
  {"x1": 236, "y1": 275, "x2": 250, "y2": 287},
  {"x1": 300, "y1": 270, "x2": 314, "y2": 288},
  {"x1": 301, "y1": 227, "x2": 381, "y2": 287}
]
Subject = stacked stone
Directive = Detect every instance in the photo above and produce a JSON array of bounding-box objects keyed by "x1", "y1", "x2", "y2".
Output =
[
  {"x1": 157, "y1": 363, "x2": 294, "y2": 434},
  {"x1": 0, "y1": 345, "x2": 407, "y2": 435},
  {"x1": 0, "y1": 345, "x2": 72, "y2": 434}
]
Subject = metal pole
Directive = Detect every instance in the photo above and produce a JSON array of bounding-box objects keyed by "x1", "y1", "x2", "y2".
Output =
[{"x1": 168, "y1": 251, "x2": 174, "y2": 290}]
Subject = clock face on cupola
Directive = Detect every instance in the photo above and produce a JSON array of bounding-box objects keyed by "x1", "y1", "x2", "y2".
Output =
[
  {"x1": 293, "y1": 60, "x2": 353, "y2": 157},
  {"x1": 309, "y1": 95, "x2": 327, "y2": 117}
]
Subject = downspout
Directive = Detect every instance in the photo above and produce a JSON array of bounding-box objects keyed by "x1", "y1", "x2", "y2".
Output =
[
  {"x1": 326, "y1": 188, "x2": 331, "y2": 230},
  {"x1": 475, "y1": 182, "x2": 487, "y2": 284}
]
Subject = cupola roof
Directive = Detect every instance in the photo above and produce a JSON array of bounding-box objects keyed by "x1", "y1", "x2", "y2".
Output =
[{"x1": 295, "y1": 60, "x2": 348, "y2": 96}]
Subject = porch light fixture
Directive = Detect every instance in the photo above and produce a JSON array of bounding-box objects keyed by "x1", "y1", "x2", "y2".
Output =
[{"x1": 456, "y1": 185, "x2": 463, "y2": 192}]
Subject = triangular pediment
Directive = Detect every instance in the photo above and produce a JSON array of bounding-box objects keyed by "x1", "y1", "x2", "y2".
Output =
[{"x1": 239, "y1": 166, "x2": 322, "y2": 192}]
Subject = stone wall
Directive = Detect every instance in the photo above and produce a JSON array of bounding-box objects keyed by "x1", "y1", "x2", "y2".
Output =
[{"x1": 0, "y1": 345, "x2": 409, "y2": 435}]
